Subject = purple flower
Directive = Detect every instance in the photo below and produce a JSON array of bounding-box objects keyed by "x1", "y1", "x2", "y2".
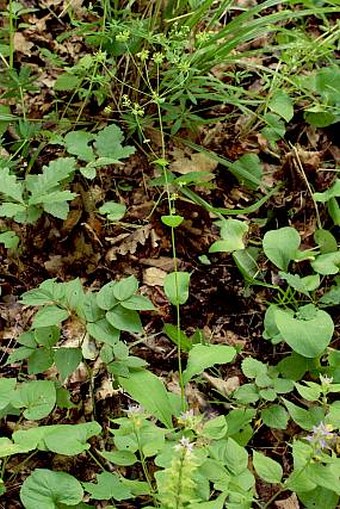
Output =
[{"x1": 306, "y1": 422, "x2": 336, "y2": 454}]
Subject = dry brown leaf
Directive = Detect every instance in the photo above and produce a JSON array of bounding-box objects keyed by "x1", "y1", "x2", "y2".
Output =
[
  {"x1": 106, "y1": 225, "x2": 153, "y2": 261},
  {"x1": 170, "y1": 148, "x2": 218, "y2": 175},
  {"x1": 203, "y1": 373, "x2": 240, "y2": 396},
  {"x1": 143, "y1": 267, "x2": 167, "y2": 287},
  {"x1": 13, "y1": 32, "x2": 34, "y2": 56},
  {"x1": 275, "y1": 493, "x2": 300, "y2": 509},
  {"x1": 140, "y1": 256, "x2": 175, "y2": 271}
]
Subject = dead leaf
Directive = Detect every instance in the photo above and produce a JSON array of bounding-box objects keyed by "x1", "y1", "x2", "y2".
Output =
[
  {"x1": 143, "y1": 267, "x2": 167, "y2": 286},
  {"x1": 106, "y1": 225, "x2": 153, "y2": 260},
  {"x1": 13, "y1": 32, "x2": 34, "y2": 56},
  {"x1": 275, "y1": 493, "x2": 300, "y2": 509},
  {"x1": 203, "y1": 373, "x2": 240, "y2": 396},
  {"x1": 170, "y1": 148, "x2": 218, "y2": 175}
]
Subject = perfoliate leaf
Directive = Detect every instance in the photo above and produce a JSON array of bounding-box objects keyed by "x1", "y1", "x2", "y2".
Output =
[{"x1": 164, "y1": 271, "x2": 190, "y2": 305}]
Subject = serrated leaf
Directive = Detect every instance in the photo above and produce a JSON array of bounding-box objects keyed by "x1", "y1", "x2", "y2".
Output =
[
  {"x1": 164, "y1": 271, "x2": 190, "y2": 305},
  {"x1": 54, "y1": 72, "x2": 81, "y2": 91},
  {"x1": 32, "y1": 306, "x2": 69, "y2": 328},
  {"x1": 83, "y1": 472, "x2": 132, "y2": 501},
  {"x1": 94, "y1": 124, "x2": 135, "y2": 161},
  {"x1": 253, "y1": 451, "x2": 283, "y2": 484},
  {"x1": 0, "y1": 230, "x2": 20, "y2": 249},
  {"x1": 268, "y1": 90, "x2": 294, "y2": 122},
  {"x1": 0, "y1": 167, "x2": 24, "y2": 203},
  {"x1": 241, "y1": 357, "x2": 267, "y2": 378},
  {"x1": 20, "y1": 469, "x2": 83, "y2": 509},
  {"x1": 263, "y1": 227, "x2": 301, "y2": 271},
  {"x1": 64, "y1": 130, "x2": 94, "y2": 162},
  {"x1": 261, "y1": 404, "x2": 289, "y2": 429},
  {"x1": 0, "y1": 202, "x2": 27, "y2": 218},
  {"x1": 183, "y1": 344, "x2": 236, "y2": 384}
]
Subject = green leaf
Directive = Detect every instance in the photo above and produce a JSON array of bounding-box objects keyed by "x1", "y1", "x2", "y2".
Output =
[
  {"x1": 263, "y1": 227, "x2": 301, "y2": 271},
  {"x1": 20, "y1": 469, "x2": 83, "y2": 508},
  {"x1": 121, "y1": 295, "x2": 155, "y2": 311},
  {"x1": 86, "y1": 319, "x2": 120, "y2": 345},
  {"x1": 64, "y1": 130, "x2": 94, "y2": 162},
  {"x1": 294, "y1": 381, "x2": 321, "y2": 402},
  {"x1": 0, "y1": 437, "x2": 34, "y2": 458},
  {"x1": 64, "y1": 278, "x2": 85, "y2": 312},
  {"x1": 54, "y1": 72, "x2": 81, "y2": 91},
  {"x1": 253, "y1": 451, "x2": 283, "y2": 484},
  {"x1": 233, "y1": 247, "x2": 260, "y2": 282},
  {"x1": 118, "y1": 370, "x2": 175, "y2": 428},
  {"x1": 26, "y1": 157, "x2": 76, "y2": 196},
  {"x1": 83, "y1": 472, "x2": 132, "y2": 501},
  {"x1": 106, "y1": 305, "x2": 142, "y2": 333},
  {"x1": 233, "y1": 383, "x2": 259, "y2": 404},
  {"x1": 0, "y1": 230, "x2": 20, "y2": 249},
  {"x1": 268, "y1": 90, "x2": 294, "y2": 122},
  {"x1": 283, "y1": 399, "x2": 324, "y2": 430},
  {"x1": 12, "y1": 380, "x2": 56, "y2": 420},
  {"x1": 298, "y1": 487, "x2": 339, "y2": 509},
  {"x1": 164, "y1": 271, "x2": 190, "y2": 305},
  {"x1": 100, "y1": 450, "x2": 137, "y2": 466},
  {"x1": 43, "y1": 422, "x2": 102, "y2": 456},
  {"x1": 28, "y1": 348, "x2": 54, "y2": 375},
  {"x1": 314, "y1": 229, "x2": 338, "y2": 254},
  {"x1": 32, "y1": 306, "x2": 69, "y2": 328},
  {"x1": 228, "y1": 153, "x2": 263, "y2": 190},
  {"x1": 20, "y1": 279, "x2": 61, "y2": 306},
  {"x1": 163, "y1": 324, "x2": 192, "y2": 352},
  {"x1": 161, "y1": 215, "x2": 184, "y2": 228},
  {"x1": 113, "y1": 276, "x2": 139, "y2": 301},
  {"x1": 183, "y1": 344, "x2": 236, "y2": 384},
  {"x1": 209, "y1": 219, "x2": 248, "y2": 253},
  {"x1": 224, "y1": 438, "x2": 248, "y2": 475},
  {"x1": 0, "y1": 378, "x2": 16, "y2": 410},
  {"x1": 54, "y1": 348, "x2": 82, "y2": 381},
  {"x1": 0, "y1": 167, "x2": 24, "y2": 203},
  {"x1": 34, "y1": 327, "x2": 60, "y2": 348},
  {"x1": 96, "y1": 282, "x2": 118, "y2": 310},
  {"x1": 241, "y1": 358, "x2": 267, "y2": 378},
  {"x1": 311, "y1": 251, "x2": 340, "y2": 275},
  {"x1": 279, "y1": 272, "x2": 320, "y2": 296},
  {"x1": 99, "y1": 201, "x2": 126, "y2": 222},
  {"x1": 314, "y1": 181, "x2": 340, "y2": 210},
  {"x1": 261, "y1": 404, "x2": 289, "y2": 429},
  {"x1": 94, "y1": 124, "x2": 135, "y2": 161},
  {"x1": 275, "y1": 307, "x2": 334, "y2": 358}
]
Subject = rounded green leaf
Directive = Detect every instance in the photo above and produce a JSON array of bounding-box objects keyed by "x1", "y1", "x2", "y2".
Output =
[
  {"x1": 106, "y1": 305, "x2": 142, "y2": 333},
  {"x1": 263, "y1": 227, "x2": 300, "y2": 271},
  {"x1": 96, "y1": 282, "x2": 118, "y2": 310},
  {"x1": 275, "y1": 308, "x2": 334, "y2": 358},
  {"x1": 161, "y1": 215, "x2": 184, "y2": 228},
  {"x1": 164, "y1": 271, "x2": 190, "y2": 306},
  {"x1": 32, "y1": 306, "x2": 69, "y2": 329},
  {"x1": 20, "y1": 469, "x2": 83, "y2": 509}
]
